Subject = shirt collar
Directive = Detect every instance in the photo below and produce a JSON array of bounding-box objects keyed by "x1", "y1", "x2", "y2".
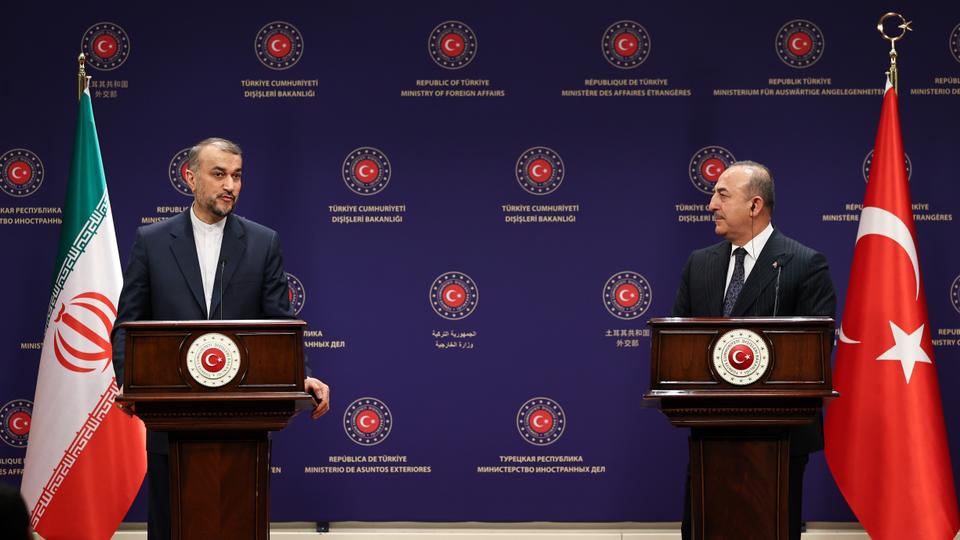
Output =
[
  {"x1": 731, "y1": 222, "x2": 774, "y2": 261},
  {"x1": 190, "y1": 204, "x2": 226, "y2": 233}
]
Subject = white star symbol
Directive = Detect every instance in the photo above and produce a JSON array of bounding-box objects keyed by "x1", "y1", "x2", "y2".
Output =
[{"x1": 875, "y1": 321, "x2": 932, "y2": 384}]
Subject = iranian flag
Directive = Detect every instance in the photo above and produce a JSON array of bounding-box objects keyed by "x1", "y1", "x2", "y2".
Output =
[{"x1": 21, "y1": 86, "x2": 145, "y2": 539}]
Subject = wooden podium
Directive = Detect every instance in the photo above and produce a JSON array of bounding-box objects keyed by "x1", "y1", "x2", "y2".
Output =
[
  {"x1": 645, "y1": 317, "x2": 836, "y2": 540},
  {"x1": 118, "y1": 319, "x2": 313, "y2": 540}
]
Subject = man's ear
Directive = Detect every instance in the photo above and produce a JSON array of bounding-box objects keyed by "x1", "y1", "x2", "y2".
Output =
[{"x1": 183, "y1": 167, "x2": 197, "y2": 193}]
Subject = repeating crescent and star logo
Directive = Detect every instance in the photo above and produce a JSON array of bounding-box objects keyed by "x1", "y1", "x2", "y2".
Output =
[
  {"x1": 688, "y1": 146, "x2": 735, "y2": 194},
  {"x1": 516, "y1": 147, "x2": 565, "y2": 195},
  {"x1": 517, "y1": 397, "x2": 566, "y2": 446},
  {"x1": 167, "y1": 148, "x2": 193, "y2": 196},
  {"x1": 52, "y1": 292, "x2": 116, "y2": 374},
  {"x1": 775, "y1": 19, "x2": 824, "y2": 68},
  {"x1": 712, "y1": 329, "x2": 771, "y2": 386},
  {"x1": 286, "y1": 273, "x2": 306, "y2": 316},
  {"x1": 429, "y1": 271, "x2": 479, "y2": 320},
  {"x1": 602, "y1": 21, "x2": 651, "y2": 68},
  {"x1": 862, "y1": 149, "x2": 912, "y2": 183},
  {"x1": 0, "y1": 400, "x2": 32, "y2": 448},
  {"x1": 344, "y1": 397, "x2": 393, "y2": 446},
  {"x1": 0, "y1": 149, "x2": 44, "y2": 197},
  {"x1": 342, "y1": 147, "x2": 392, "y2": 195},
  {"x1": 950, "y1": 274, "x2": 960, "y2": 315},
  {"x1": 428, "y1": 21, "x2": 478, "y2": 69},
  {"x1": 603, "y1": 271, "x2": 652, "y2": 320},
  {"x1": 950, "y1": 23, "x2": 960, "y2": 63},
  {"x1": 81, "y1": 22, "x2": 131, "y2": 71},
  {"x1": 255, "y1": 21, "x2": 305, "y2": 70},
  {"x1": 185, "y1": 333, "x2": 241, "y2": 388}
]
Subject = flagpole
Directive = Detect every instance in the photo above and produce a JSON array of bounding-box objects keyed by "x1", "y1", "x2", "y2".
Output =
[
  {"x1": 78, "y1": 52, "x2": 90, "y2": 99},
  {"x1": 876, "y1": 12, "x2": 912, "y2": 91}
]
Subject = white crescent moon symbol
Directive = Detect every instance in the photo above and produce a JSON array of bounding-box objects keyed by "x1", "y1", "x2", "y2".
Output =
[
  {"x1": 791, "y1": 37, "x2": 805, "y2": 50},
  {"x1": 532, "y1": 165, "x2": 546, "y2": 177},
  {"x1": 358, "y1": 165, "x2": 373, "y2": 178},
  {"x1": 10, "y1": 166, "x2": 25, "y2": 180},
  {"x1": 704, "y1": 163, "x2": 718, "y2": 177},
  {"x1": 11, "y1": 417, "x2": 26, "y2": 431},
  {"x1": 443, "y1": 38, "x2": 458, "y2": 52},
  {"x1": 203, "y1": 353, "x2": 221, "y2": 369},
  {"x1": 618, "y1": 289, "x2": 634, "y2": 303},
  {"x1": 840, "y1": 206, "x2": 920, "y2": 345},
  {"x1": 839, "y1": 325, "x2": 861, "y2": 344},
  {"x1": 617, "y1": 38, "x2": 632, "y2": 51},
  {"x1": 96, "y1": 40, "x2": 111, "y2": 53},
  {"x1": 444, "y1": 289, "x2": 460, "y2": 303},
  {"x1": 731, "y1": 350, "x2": 746, "y2": 365},
  {"x1": 270, "y1": 38, "x2": 284, "y2": 53},
  {"x1": 857, "y1": 206, "x2": 920, "y2": 300},
  {"x1": 359, "y1": 415, "x2": 374, "y2": 428},
  {"x1": 532, "y1": 415, "x2": 547, "y2": 428}
]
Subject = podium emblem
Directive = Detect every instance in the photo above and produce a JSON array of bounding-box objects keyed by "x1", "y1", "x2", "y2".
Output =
[
  {"x1": 712, "y1": 329, "x2": 770, "y2": 386},
  {"x1": 186, "y1": 333, "x2": 241, "y2": 387}
]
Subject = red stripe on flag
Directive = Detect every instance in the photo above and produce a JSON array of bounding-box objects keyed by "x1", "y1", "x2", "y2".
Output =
[{"x1": 33, "y1": 403, "x2": 145, "y2": 540}]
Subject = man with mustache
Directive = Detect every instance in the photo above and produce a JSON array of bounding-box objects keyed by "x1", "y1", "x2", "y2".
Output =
[
  {"x1": 671, "y1": 161, "x2": 836, "y2": 540},
  {"x1": 112, "y1": 137, "x2": 331, "y2": 539}
]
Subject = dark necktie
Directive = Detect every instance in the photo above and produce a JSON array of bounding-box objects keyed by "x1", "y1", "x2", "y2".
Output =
[{"x1": 723, "y1": 247, "x2": 747, "y2": 316}]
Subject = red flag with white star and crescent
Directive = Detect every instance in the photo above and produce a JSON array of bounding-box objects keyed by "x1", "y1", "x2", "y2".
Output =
[{"x1": 824, "y1": 80, "x2": 960, "y2": 539}]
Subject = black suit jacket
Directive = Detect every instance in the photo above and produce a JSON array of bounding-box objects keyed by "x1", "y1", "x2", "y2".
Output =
[
  {"x1": 111, "y1": 210, "x2": 293, "y2": 453},
  {"x1": 671, "y1": 228, "x2": 836, "y2": 454}
]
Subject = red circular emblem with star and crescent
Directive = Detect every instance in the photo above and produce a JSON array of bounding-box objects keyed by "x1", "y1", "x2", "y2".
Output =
[
  {"x1": 0, "y1": 149, "x2": 44, "y2": 197},
  {"x1": 285, "y1": 273, "x2": 306, "y2": 316},
  {"x1": 775, "y1": 20, "x2": 824, "y2": 68},
  {"x1": 516, "y1": 147, "x2": 565, "y2": 195},
  {"x1": 428, "y1": 21, "x2": 478, "y2": 69},
  {"x1": 430, "y1": 272, "x2": 478, "y2": 320},
  {"x1": 81, "y1": 22, "x2": 131, "y2": 71},
  {"x1": 343, "y1": 397, "x2": 393, "y2": 446},
  {"x1": 342, "y1": 147, "x2": 392, "y2": 195},
  {"x1": 603, "y1": 271, "x2": 652, "y2": 320},
  {"x1": 517, "y1": 397, "x2": 566, "y2": 446},
  {"x1": 689, "y1": 146, "x2": 735, "y2": 195},
  {"x1": 602, "y1": 20, "x2": 651, "y2": 68},
  {"x1": 0, "y1": 400, "x2": 32, "y2": 448},
  {"x1": 186, "y1": 333, "x2": 241, "y2": 387},
  {"x1": 255, "y1": 21, "x2": 304, "y2": 70},
  {"x1": 712, "y1": 329, "x2": 770, "y2": 386}
]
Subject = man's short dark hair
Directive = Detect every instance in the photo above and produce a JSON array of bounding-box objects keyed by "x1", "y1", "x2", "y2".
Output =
[
  {"x1": 187, "y1": 137, "x2": 242, "y2": 173},
  {"x1": 731, "y1": 160, "x2": 775, "y2": 215},
  {"x1": 0, "y1": 482, "x2": 31, "y2": 540}
]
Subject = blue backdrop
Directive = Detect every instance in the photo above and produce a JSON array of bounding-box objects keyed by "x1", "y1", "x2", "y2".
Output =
[{"x1": 1, "y1": 0, "x2": 958, "y2": 523}]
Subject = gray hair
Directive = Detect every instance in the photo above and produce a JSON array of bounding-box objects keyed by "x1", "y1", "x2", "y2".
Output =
[
  {"x1": 730, "y1": 160, "x2": 775, "y2": 215},
  {"x1": 187, "y1": 137, "x2": 242, "y2": 172}
]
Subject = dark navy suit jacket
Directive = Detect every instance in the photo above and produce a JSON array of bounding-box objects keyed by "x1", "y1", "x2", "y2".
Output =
[
  {"x1": 111, "y1": 210, "x2": 294, "y2": 453},
  {"x1": 671, "y1": 228, "x2": 837, "y2": 454}
]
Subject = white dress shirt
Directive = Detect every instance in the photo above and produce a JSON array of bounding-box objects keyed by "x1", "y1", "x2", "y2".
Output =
[
  {"x1": 189, "y1": 205, "x2": 226, "y2": 316},
  {"x1": 724, "y1": 222, "x2": 774, "y2": 295}
]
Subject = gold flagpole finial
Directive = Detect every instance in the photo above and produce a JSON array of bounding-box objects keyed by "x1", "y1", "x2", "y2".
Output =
[
  {"x1": 877, "y1": 12, "x2": 912, "y2": 92},
  {"x1": 78, "y1": 52, "x2": 90, "y2": 100}
]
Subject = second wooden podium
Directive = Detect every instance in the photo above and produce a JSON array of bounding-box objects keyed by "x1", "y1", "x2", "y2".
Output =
[
  {"x1": 118, "y1": 319, "x2": 313, "y2": 540},
  {"x1": 646, "y1": 317, "x2": 836, "y2": 540}
]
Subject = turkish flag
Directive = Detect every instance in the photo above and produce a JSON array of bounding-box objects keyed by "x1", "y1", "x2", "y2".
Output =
[{"x1": 824, "y1": 81, "x2": 960, "y2": 539}]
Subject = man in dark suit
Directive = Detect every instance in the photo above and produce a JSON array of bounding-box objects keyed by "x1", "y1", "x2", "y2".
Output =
[
  {"x1": 672, "y1": 161, "x2": 836, "y2": 540},
  {"x1": 111, "y1": 137, "x2": 331, "y2": 539}
]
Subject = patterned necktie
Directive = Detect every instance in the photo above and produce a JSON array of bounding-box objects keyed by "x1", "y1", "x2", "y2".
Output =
[{"x1": 723, "y1": 247, "x2": 747, "y2": 316}]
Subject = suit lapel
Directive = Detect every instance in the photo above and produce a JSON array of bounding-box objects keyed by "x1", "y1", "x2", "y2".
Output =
[
  {"x1": 732, "y1": 229, "x2": 792, "y2": 316},
  {"x1": 707, "y1": 242, "x2": 730, "y2": 317},
  {"x1": 168, "y1": 211, "x2": 208, "y2": 318},
  {"x1": 209, "y1": 215, "x2": 247, "y2": 319}
]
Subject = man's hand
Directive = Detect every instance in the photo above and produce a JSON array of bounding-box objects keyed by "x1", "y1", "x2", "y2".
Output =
[{"x1": 304, "y1": 377, "x2": 330, "y2": 420}]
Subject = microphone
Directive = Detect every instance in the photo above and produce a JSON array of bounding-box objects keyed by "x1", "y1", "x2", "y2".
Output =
[
  {"x1": 772, "y1": 259, "x2": 784, "y2": 316},
  {"x1": 219, "y1": 257, "x2": 228, "y2": 320}
]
